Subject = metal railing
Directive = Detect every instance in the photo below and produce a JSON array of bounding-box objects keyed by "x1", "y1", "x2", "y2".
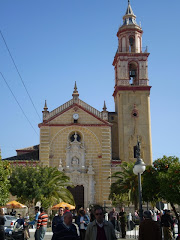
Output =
[{"x1": 115, "y1": 46, "x2": 148, "y2": 55}]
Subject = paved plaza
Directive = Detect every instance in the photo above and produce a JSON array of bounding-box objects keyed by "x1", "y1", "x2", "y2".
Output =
[
  {"x1": 28, "y1": 229, "x2": 136, "y2": 240},
  {"x1": 28, "y1": 225, "x2": 179, "y2": 240}
]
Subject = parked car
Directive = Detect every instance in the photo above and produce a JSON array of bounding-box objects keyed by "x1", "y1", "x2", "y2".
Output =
[
  {"x1": 4, "y1": 215, "x2": 17, "y2": 229},
  {"x1": 5, "y1": 223, "x2": 24, "y2": 240}
]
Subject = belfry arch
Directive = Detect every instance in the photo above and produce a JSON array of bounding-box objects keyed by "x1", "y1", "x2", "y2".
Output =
[{"x1": 129, "y1": 61, "x2": 138, "y2": 85}]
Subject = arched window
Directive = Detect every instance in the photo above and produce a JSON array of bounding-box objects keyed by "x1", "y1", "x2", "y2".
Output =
[
  {"x1": 129, "y1": 62, "x2": 138, "y2": 85},
  {"x1": 122, "y1": 37, "x2": 126, "y2": 52},
  {"x1": 129, "y1": 36, "x2": 135, "y2": 52}
]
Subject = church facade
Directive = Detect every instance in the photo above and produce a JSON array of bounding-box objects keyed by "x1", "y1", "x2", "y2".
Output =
[{"x1": 4, "y1": 1, "x2": 152, "y2": 209}]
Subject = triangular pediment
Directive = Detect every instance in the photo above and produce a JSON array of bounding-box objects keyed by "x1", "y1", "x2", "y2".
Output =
[{"x1": 39, "y1": 98, "x2": 110, "y2": 126}]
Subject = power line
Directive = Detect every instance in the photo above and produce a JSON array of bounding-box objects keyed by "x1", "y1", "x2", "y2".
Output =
[
  {"x1": 0, "y1": 72, "x2": 39, "y2": 136},
  {"x1": 0, "y1": 30, "x2": 41, "y2": 121}
]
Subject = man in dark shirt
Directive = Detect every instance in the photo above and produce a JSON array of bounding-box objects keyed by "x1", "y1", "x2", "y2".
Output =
[
  {"x1": 119, "y1": 208, "x2": 126, "y2": 238},
  {"x1": 52, "y1": 212, "x2": 80, "y2": 240},
  {"x1": 139, "y1": 210, "x2": 161, "y2": 240},
  {"x1": 52, "y1": 207, "x2": 64, "y2": 233},
  {"x1": 16, "y1": 214, "x2": 25, "y2": 227},
  {"x1": 161, "y1": 210, "x2": 174, "y2": 240}
]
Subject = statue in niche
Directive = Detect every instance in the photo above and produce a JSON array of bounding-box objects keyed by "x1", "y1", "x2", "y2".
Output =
[
  {"x1": 71, "y1": 156, "x2": 79, "y2": 166},
  {"x1": 58, "y1": 159, "x2": 64, "y2": 171},
  {"x1": 65, "y1": 131, "x2": 86, "y2": 171}
]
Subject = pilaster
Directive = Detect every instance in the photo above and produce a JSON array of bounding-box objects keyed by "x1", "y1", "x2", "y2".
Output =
[{"x1": 39, "y1": 126, "x2": 50, "y2": 166}]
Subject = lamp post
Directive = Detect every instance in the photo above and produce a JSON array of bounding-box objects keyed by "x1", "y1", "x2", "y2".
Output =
[{"x1": 133, "y1": 138, "x2": 146, "y2": 223}]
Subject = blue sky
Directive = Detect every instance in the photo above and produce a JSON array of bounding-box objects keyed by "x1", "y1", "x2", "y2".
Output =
[{"x1": 0, "y1": 0, "x2": 179, "y2": 160}]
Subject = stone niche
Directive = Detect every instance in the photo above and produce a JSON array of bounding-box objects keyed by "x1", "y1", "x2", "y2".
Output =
[{"x1": 65, "y1": 132, "x2": 86, "y2": 172}]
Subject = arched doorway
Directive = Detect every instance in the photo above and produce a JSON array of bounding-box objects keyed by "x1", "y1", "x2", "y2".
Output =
[{"x1": 68, "y1": 185, "x2": 84, "y2": 210}]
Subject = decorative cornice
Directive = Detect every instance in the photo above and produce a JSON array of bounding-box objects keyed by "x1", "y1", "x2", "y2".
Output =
[
  {"x1": 117, "y1": 27, "x2": 143, "y2": 36},
  {"x1": 113, "y1": 52, "x2": 149, "y2": 66},
  {"x1": 113, "y1": 86, "x2": 151, "y2": 97},
  {"x1": 39, "y1": 123, "x2": 112, "y2": 127}
]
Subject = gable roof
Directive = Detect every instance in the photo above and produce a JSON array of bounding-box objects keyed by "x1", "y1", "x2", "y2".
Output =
[{"x1": 39, "y1": 98, "x2": 111, "y2": 127}]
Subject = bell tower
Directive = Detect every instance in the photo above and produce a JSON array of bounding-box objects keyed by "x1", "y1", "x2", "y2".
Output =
[{"x1": 113, "y1": 0, "x2": 152, "y2": 165}]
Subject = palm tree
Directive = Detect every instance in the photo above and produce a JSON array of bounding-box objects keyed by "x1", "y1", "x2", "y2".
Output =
[
  {"x1": 35, "y1": 166, "x2": 75, "y2": 208},
  {"x1": 10, "y1": 164, "x2": 75, "y2": 209},
  {"x1": 109, "y1": 162, "x2": 139, "y2": 209}
]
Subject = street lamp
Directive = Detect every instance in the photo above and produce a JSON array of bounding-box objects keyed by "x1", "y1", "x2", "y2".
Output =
[{"x1": 133, "y1": 138, "x2": 146, "y2": 223}]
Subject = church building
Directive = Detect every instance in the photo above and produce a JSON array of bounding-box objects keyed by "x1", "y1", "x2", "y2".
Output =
[{"x1": 4, "y1": 1, "x2": 152, "y2": 209}]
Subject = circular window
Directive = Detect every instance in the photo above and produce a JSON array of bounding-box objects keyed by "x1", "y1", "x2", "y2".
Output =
[{"x1": 70, "y1": 132, "x2": 81, "y2": 142}]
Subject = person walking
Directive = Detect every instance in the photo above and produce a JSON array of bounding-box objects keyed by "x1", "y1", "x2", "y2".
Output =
[
  {"x1": 108, "y1": 207, "x2": 119, "y2": 229},
  {"x1": 161, "y1": 210, "x2": 174, "y2": 240},
  {"x1": 52, "y1": 207, "x2": 64, "y2": 233},
  {"x1": 119, "y1": 208, "x2": 126, "y2": 238},
  {"x1": 37, "y1": 207, "x2": 48, "y2": 240},
  {"x1": 0, "y1": 208, "x2": 5, "y2": 240},
  {"x1": 52, "y1": 211, "x2": 80, "y2": 240},
  {"x1": 76, "y1": 208, "x2": 90, "y2": 240},
  {"x1": 85, "y1": 205, "x2": 117, "y2": 240},
  {"x1": 28, "y1": 206, "x2": 40, "y2": 240},
  {"x1": 139, "y1": 210, "x2": 161, "y2": 240}
]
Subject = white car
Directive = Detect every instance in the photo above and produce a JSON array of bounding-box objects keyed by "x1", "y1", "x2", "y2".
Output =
[{"x1": 4, "y1": 215, "x2": 17, "y2": 229}]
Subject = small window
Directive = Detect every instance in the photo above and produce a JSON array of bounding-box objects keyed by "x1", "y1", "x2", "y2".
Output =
[
  {"x1": 129, "y1": 36, "x2": 135, "y2": 52},
  {"x1": 70, "y1": 132, "x2": 81, "y2": 142}
]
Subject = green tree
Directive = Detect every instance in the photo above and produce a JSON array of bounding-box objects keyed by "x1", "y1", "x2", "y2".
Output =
[
  {"x1": 154, "y1": 156, "x2": 180, "y2": 233},
  {"x1": 0, "y1": 151, "x2": 11, "y2": 206},
  {"x1": 109, "y1": 192, "x2": 130, "y2": 209},
  {"x1": 35, "y1": 166, "x2": 75, "y2": 208},
  {"x1": 109, "y1": 162, "x2": 139, "y2": 209},
  {"x1": 142, "y1": 165, "x2": 160, "y2": 204},
  {"x1": 9, "y1": 164, "x2": 74, "y2": 208},
  {"x1": 143, "y1": 156, "x2": 180, "y2": 233},
  {"x1": 110, "y1": 156, "x2": 180, "y2": 233}
]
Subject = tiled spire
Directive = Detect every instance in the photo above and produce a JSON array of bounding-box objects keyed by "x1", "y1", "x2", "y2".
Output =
[
  {"x1": 43, "y1": 100, "x2": 48, "y2": 111},
  {"x1": 123, "y1": 0, "x2": 137, "y2": 26},
  {"x1": 103, "y1": 101, "x2": 107, "y2": 111},
  {"x1": 72, "y1": 81, "x2": 79, "y2": 102}
]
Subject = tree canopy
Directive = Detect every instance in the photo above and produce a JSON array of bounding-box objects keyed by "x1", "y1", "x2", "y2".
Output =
[
  {"x1": 0, "y1": 152, "x2": 11, "y2": 206},
  {"x1": 110, "y1": 156, "x2": 180, "y2": 214},
  {"x1": 142, "y1": 156, "x2": 180, "y2": 206},
  {"x1": 9, "y1": 164, "x2": 75, "y2": 208},
  {"x1": 109, "y1": 162, "x2": 139, "y2": 209}
]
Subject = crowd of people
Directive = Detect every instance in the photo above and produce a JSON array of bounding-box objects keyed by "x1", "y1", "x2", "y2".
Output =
[
  {"x1": 51, "y1": 205, "x2": 117, "y2": 240},
  {"x1": 51, "y1": 207, "x2": 180, "y2": 240},
  {"x1": 0, "y1": 204, "x2": 179, "y2": 240}
]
